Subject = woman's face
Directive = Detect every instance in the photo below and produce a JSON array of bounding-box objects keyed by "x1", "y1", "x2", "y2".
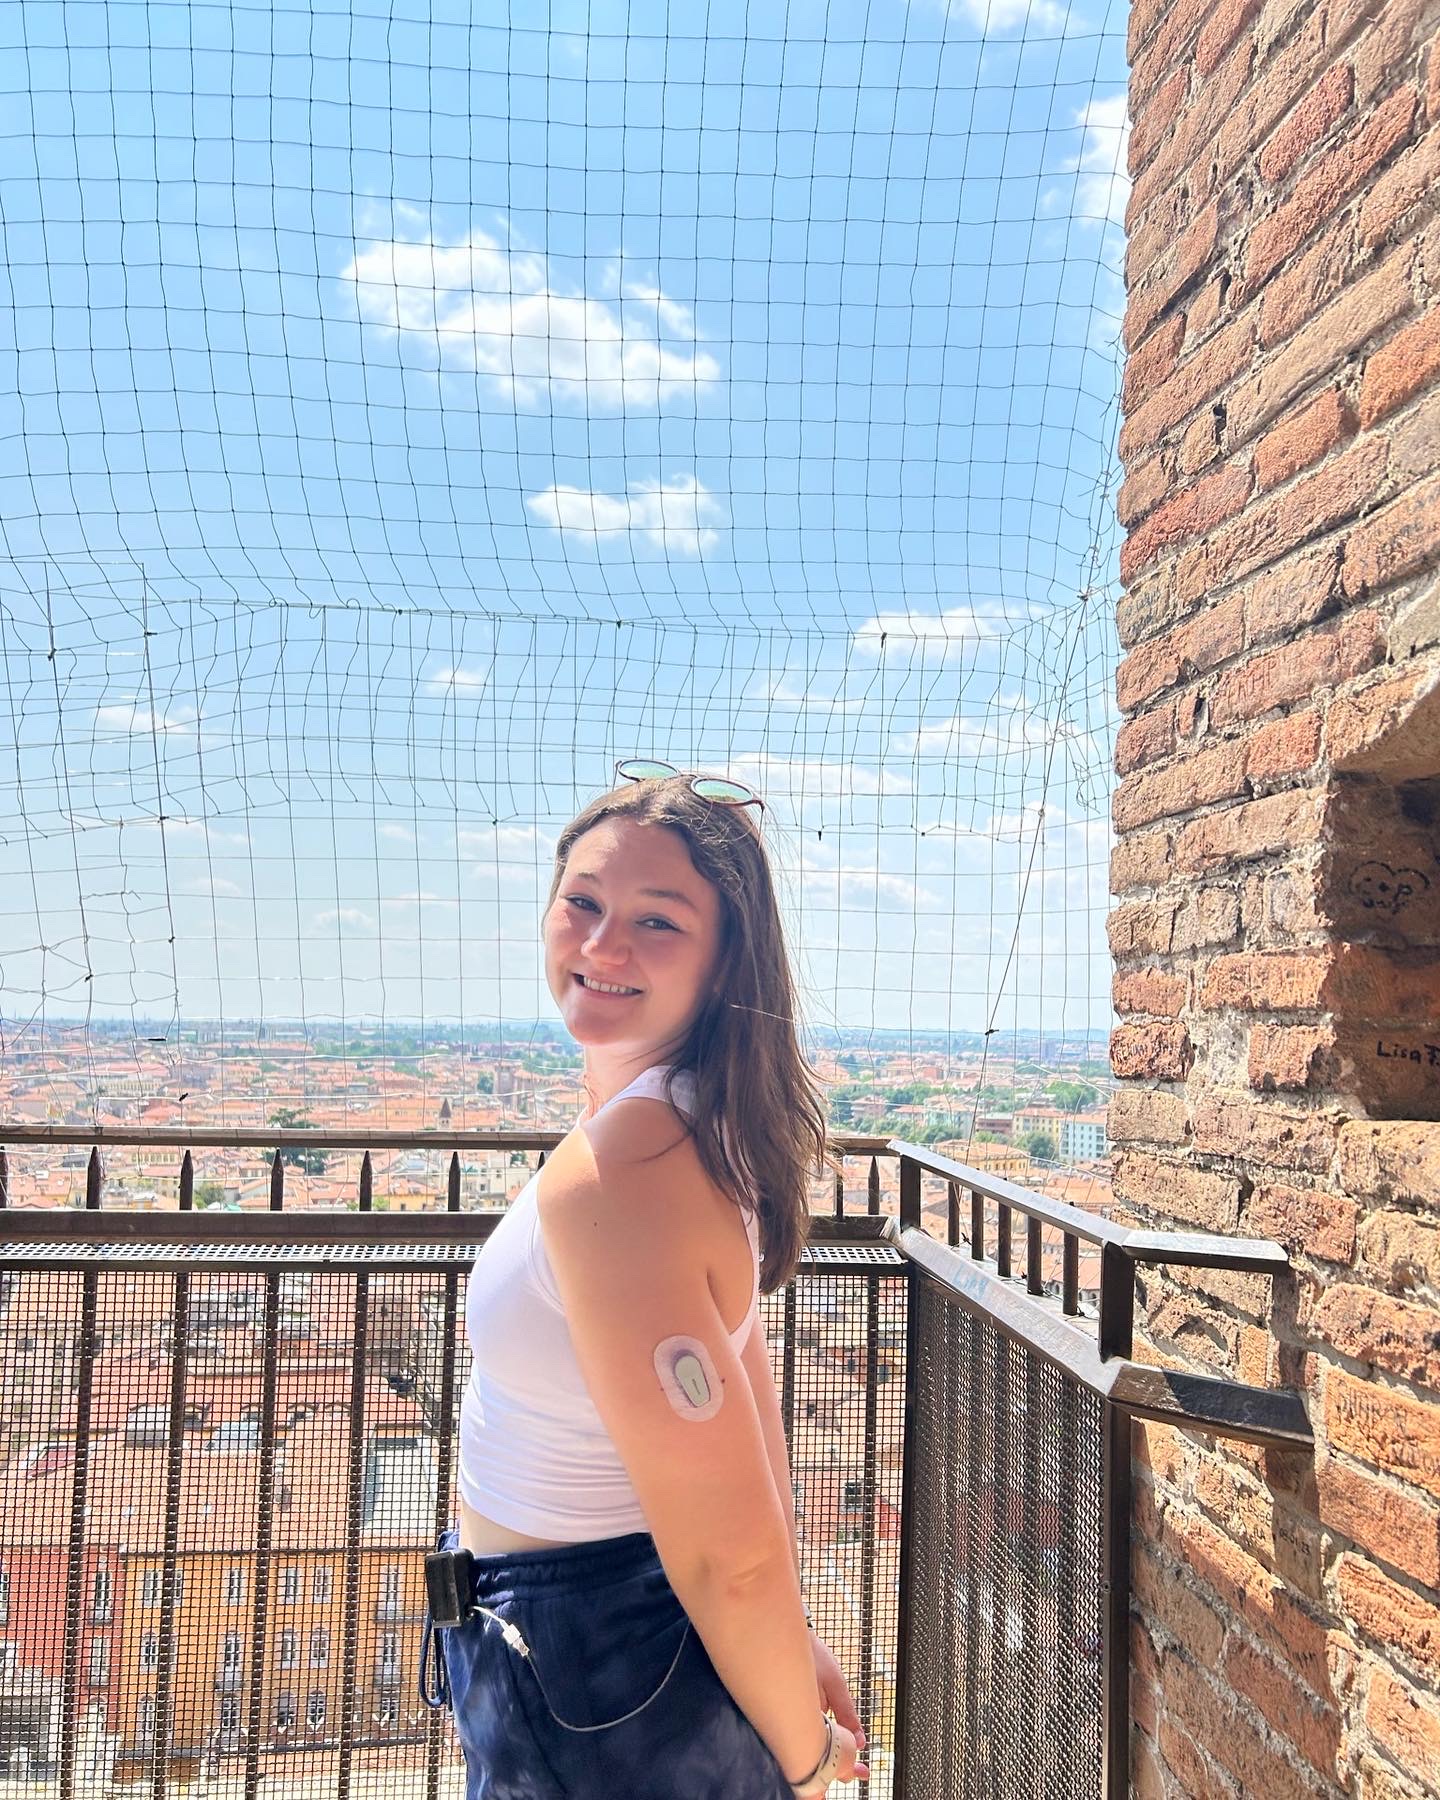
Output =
[{"x1": 544, "y1": 817, "x2": 725, "y2": 1059}]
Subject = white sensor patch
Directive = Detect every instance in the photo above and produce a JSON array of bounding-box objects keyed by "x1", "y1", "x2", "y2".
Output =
[{"x1": 654, "y1": 1335, "x2": 724, "y2": 1422}]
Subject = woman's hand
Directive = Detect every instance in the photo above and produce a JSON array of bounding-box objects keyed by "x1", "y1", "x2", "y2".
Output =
[{"x1": 810, "y1": 1635, "x2": 868, "y2": 1784}]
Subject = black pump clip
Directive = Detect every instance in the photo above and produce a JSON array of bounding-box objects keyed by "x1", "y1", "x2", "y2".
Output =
[{"x1": 424, "y1": 1547, "x2": 476, "y2": 1628}]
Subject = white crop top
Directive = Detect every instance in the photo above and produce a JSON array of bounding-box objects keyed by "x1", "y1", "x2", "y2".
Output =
[{"x1": 457, "y1": 1064, "x2": 762, "y2": 1542}]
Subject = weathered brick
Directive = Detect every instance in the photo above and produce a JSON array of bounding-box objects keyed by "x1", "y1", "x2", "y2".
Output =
[
  {"x1": 1258, "y1": 61, "x2": 1355, "y2": 184},
  {"x1": 1361, "y1": 307, "x2": 1440, "y2": 426},
  {"x1": 1121, "y1": 462, "x2": 1255, "y2": 584},
  {"x1": 1254, "y1": 213, "x2": 1360, "y2": 351},
  {"x1": 1117, "y1": 590, "x2": 1248, "y2": 711},
  {"x1": 1191, "y1": 1091, "x2": 1337, "y2": 1172},
  {"x1": 1173, "y1": 886, "x2": 1244, "y2": 952},
  {"x1": 1108, "y1": 897, "x2": 1179, "y2": 958},
  {"x1": 1248, "y1": 1022, "x2": 1335, "y2": 1091},
  {"x1": 1135, "y1": 1542, "x2": 1227, "y2": 1663},
  {"x1": 1367, "y1": 1668, "x2": 1440, "y2": 1796},
  {"x1": 1123, "y1": 312, "x2": 1188, "y2": 415},
  {"x1": 1223, "y1": 1636, "x2": 1342, "y2": 1776},
  {"x1": 1174, "y1": 788, "x2": 1324, "y2": 873},
  {"x1": 1316, "y1": 1454, "x2": 1440, "y2": 1589},
  {"x1": 1358, "y1": 1210, "x2": 1440, "y2": 1296},
  {"x1": 1112, "y1": 1021, "x2": 1194, "y2": 1082},
  {"x1": 1130, "y1": 0, "x2": 1201, "y2": 111},
  {"x1": 1113, "y1": 1148, "x2": 1243, "y2": 1231},
  {"x1": 1245, "y1": 707, "x2": 1322, "y2": 781},
  {"x1": 1245, "y1": 86, "x2": 1418, "y2": 287},
  {"x1": 1114, "y1": 965, "x2": 1189, "y2": 1017},
  {"x1": 1242, "y1": 440, "x2": 1394, "y2": 595},
  {"x1": 1118, "y1": 454, "x2": 1172, "y2": 529},
  {"x1": 1118, "y1": 567, "x2": 1193, "y2": 649},
  {"x1": 1324, "y1": 944, "x2": 1440, "y2": 1025},
  {"x1": 1157, "y1": 1717, "x2": 1236, "y2": 1800},
  {"x1": 1246, "y1": 1180, "x2": 1358, "y2": 1263},
  {"x1": 1197, "y1": 0, "x2": 1261, "y2": 76},
  {"x1": 1164, "y1": 1643, "x2": 1332, "y2": 1800},
  {"x1": 1110, "y1": 828, "x2": 1173, "y2": 891},
  {"x1": 1342, "y1": 467, "x2": 1440, "y2": 598},
  {"x1": 1335, "y1": 1552, "x2": 1440, "y2": 1684},
  {"x1": 1175, "y1": 1505, "x2": 1335, "y2": 1684},
  {"x1": 1209, "y1": 608, "x2": 1385, "y2": 725},
  {"x1": 1253, "y1": 388, "x2": 1355, "y2": 491},
  {"x1": 1107, "y1": 1087, "x2": 1190, "y2": 1147},
  {"x1": 1201, "y1": 950, "x2": 1332, "y2": 1011},
  {"x1": 1114, "y1": 738, "x2": 1249, "y2": 830},
  {"x1": 1358, "y1": 120, "x2": 1440, "y2": 246},
  {"x1": 1226, "y1": 243, "x2": 1416, "y2": 445},
  {"x1": 1244, "y1": 543, "x2": 1343, "y2": 645},
  {"x1": 1129, "y1": 65, "x2": 1190, "y2": 178},
  {"x1": 1121, "y1": 317, "x2": 1256, "y2": 464},
  {"x1": 1128, "y1": 202, "x2": 1221, "y2": 350},
  {"x1": 1357, "y1": 1752, "x2": 1434, "y2": 1800},
  {"x1": 1115, "y1": 703, "x2": 1176, "y2": 775},
  {"x1": 1314, "y1": 1286, "x2": 1440, "y2": 1390},
  {"x1": 1326, "y1": 1368, "x2": 1440, "y2": 1500},
  {"x1": 1148, "y1": 1288, "x2": 1242, "y2": 1371},
  {"x1": 1326, "y1": 661, "x2": 1440, "y2": 774}
]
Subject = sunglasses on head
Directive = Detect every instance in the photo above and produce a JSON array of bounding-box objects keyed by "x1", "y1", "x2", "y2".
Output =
[{"x1": 614, "y1": 758, "x2": 765, "y2": 812}]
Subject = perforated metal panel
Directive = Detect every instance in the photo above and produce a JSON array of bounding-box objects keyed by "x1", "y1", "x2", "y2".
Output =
[{"x1": 900, "y1": 1271, "x2": 1104, "y2": 1800}]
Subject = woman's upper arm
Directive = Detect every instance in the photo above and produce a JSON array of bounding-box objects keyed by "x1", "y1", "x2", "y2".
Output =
[{"x1": 536, "y1": 1113, "x2": 790, "y2": 1590}]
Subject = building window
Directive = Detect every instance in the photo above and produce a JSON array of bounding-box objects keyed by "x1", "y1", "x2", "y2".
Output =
[
  {"x1": 274, "y1": 1692, "x2": 296, "y2": 1731},
  {"x1": 278, "y1": 1628, "x2": 298, "y2": 1669},
  {"x1": 221, "y1": 1631, "x2": 243, "y2": 1670},
  {"x1": 0, "y1": 1565, "x2": 9, "y2": 1625},
  {"x1": 140, "y1": 1633, "x2": 159, "y2": 1672},
  {"x1": 842, "y1": 1478, "x2": 864, "y2": 1512},
  {"x1": 279, "y1": 1566, "x2": 301, "y2": 1605},
  {"x1": 306, "y1": 1691, "x2": 327, "y2": 1730},
  {"x1": 309, "y1": 1626, "x2": 329, "y2": 1668},
  {"x1": 91, "y1": 1566, "x2": 113, "y2": 1623},
  {"x1": 225, "y1": 1567, "x2": 246, "y2": 1605},
  {"x1": 312, "y1": 1567, "x2": 332, "y2": 1605},
  {"x1": 0, "y1": 1643, "x2": 17, "y2": 1675},
  {"x1": 219, "y1": 1695, "x2": 240, "y2": 1738},
  {"x1": 139, "y1": 1696, "x2": 156, "y2": 1738},
  {"x1": 87, "y1": 1638, "x2": 110, "y2": 1688}
]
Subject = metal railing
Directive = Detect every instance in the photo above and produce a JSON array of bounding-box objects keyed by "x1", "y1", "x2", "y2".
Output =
[{"x1": 0, "y1": 1125, "x2": 1312, "y2": 1799}]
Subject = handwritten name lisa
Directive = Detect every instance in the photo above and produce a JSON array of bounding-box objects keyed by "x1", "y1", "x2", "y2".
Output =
[{"x1": 1376, "y1": 1038, "x2": 1440, "y2": 1068}]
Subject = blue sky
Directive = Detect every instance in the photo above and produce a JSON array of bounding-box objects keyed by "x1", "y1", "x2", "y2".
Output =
[{"x1": 0, "y1": 0, "x2": 1130, "y2": 1059}]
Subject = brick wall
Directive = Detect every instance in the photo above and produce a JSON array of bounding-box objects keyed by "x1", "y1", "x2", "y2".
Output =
[{"x1": 1114, "y1": 2, "x2": 1440, "y2": 1795}]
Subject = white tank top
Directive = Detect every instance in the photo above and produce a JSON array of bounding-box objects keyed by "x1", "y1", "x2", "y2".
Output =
[{"x1": 457, "y1": 1064, "x2": 762, "y2": 1541}]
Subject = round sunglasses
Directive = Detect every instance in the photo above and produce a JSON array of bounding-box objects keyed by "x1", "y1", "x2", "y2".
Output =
[{"x1": 614, "y1": 758, "x2": 765, "y2": 811}]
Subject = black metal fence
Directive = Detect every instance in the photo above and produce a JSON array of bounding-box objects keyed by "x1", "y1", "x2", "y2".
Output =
[{"x1": 0, "y1": 1128, "x2": 1312, "y2": 1799}]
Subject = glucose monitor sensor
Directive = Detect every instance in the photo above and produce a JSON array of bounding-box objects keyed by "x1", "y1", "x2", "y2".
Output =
[{"x1": 654, "y1": 1335, "x2": 724, "y2": 1421}]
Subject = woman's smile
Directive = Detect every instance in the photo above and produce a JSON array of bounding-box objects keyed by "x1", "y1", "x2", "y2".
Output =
[{"x1": 574, "y1": 973, "x2": 643, "y2": 998}]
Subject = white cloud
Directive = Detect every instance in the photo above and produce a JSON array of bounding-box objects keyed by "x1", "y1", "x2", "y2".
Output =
[
  {"x1": 425, "y1": 666, "x2": 488, "y2": 696},
  {"x1": 314, "y1": 907, "x2": 375, "y2": 932},
  {"x1": 850, "y1": 605, "x2": 1020, "y2": 655},
  {"x1": 340, "y1": 212, "x2": 721, "y2": 408},
  {"x1": 378, "y1": 823, "x2": 414, "y2": 844},
  {"x1": 95, "y1": 703, "x2": 195, "y2": 735},
  {"x1": 1065, "y1": 93, "x2": 1131, "y2": 231},
  {"x1": 527, "y1": 477, "x2": 725, "y2": 557}
]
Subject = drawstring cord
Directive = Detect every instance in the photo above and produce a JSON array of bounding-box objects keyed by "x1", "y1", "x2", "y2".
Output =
[{"x1": 420, "y1": 1597, "x2": 693, "y2": 1732}]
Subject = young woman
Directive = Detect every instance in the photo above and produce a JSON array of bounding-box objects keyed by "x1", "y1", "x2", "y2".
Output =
[{"x1": 425, "y1": 766, "x2": 869, "y2": 1797}]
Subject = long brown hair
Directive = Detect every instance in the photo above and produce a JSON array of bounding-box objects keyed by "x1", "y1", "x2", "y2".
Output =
[{"x1": 548, "y1": 775, "x2": 829, "y2": 1293}]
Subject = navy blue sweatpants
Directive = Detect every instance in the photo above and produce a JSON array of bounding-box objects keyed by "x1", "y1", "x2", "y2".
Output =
[{"x1": 423, "y1": 1527, "x2": 795, "y2": 1799}]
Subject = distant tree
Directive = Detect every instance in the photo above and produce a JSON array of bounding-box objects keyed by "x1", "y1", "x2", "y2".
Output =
[
  {"x1": 267, "y1": 1109, "x2": 329, "y2": 1176},
  {"x1": 475, "y1": 1071, "x2": 495, "y2": 1094},
  {"x1": 194, "y1": 1180, "x2": 226, "y2": 1208},
  {"x1": 1022, "y1": 1131, "x2": 1058, "y2": 1162},
  {"x1": 1046, "y1": 1079, "x2": 1098, "y2": 1113}
]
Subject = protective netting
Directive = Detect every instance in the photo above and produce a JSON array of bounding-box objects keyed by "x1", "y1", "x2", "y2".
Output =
[{"x1": 0, "y1": 0, "x2": 1129, "y2": 1128}]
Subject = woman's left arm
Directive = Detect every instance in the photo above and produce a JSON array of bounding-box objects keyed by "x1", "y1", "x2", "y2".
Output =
[
  {"x1": 739, "y1": 1314, "x2": 868, "y2": 1753},
  {"x1": 738, "y1": 1311, "x2": 803, "y2": 1585}
]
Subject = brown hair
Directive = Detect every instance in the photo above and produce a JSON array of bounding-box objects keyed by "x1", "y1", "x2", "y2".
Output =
[{"x1": 548, "y1": 775, "x2": 829, "y2": 1293}]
